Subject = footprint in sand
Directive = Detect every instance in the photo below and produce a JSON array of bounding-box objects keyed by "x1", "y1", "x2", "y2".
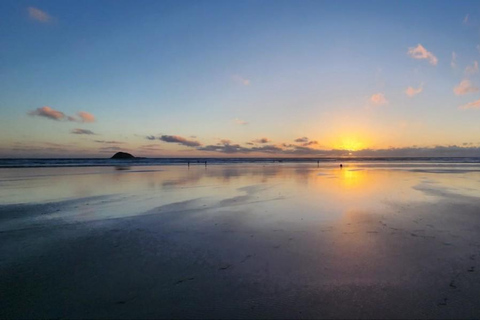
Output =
[
  {"x1": 175, "y1": 277, "x2": 195, "y2": 285},
  {"x1": 219, "y1": 264, "x2": 232, "y2": 270},
  {"x1": 437, "y1": 297, "x2": 448, "y2": 306},
  {"x1": 449, "y1": 280, "x2": 457, "y2": 289}
]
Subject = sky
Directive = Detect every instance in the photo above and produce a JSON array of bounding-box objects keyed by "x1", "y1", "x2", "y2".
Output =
[{"x1": 1, "y1": 0, "x2": 480, "y2": 158}]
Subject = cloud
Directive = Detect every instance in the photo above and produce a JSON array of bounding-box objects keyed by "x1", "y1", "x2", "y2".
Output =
[
  {"x1": 198, "y1": 142, "x2": 480, "y2": 157},
  {"x1": 159, "y1": 135, "x2": 201, "y2": 147},
  {"x1": 451, "y1": 52, "x2": 457, "y2": 68},
  {"x1": 302, "y1": 140, "x2": 318, "y2": 146},
  {"x1": 27, "y1": 7, "x2": 52, "y2": 23},
  {"x1": 220, "y1": 139, "x2": 231, "y2": 145},
  {"x1": 232, "y1": 75, "x2": 250, "y2": 86},
  {"x1": 28, "y1": 106, "x2": 96, "y2": 123},
  {"x1": 294, "y1": 137, "x2": 309, "y2": 143},
  {"x1": 293, "y1": 137, "x2": 318, "y2": 146},
  {"x1": 94, "y1": 140, "x2": 124, "y2": 144},
  {"x1": 465, "y1": 61, "x2": 479, "y2": 75},
  {"x1": 28, "y1": 106, "x2": 66, "y2": 120},
  {"x1": 453, "y1": 80, "x2": 479, "y2": 95},
  {"x1": 146, "y1": 135, "x2": 156, "y2": 140},
  {"x1": 198, "y1": 143, "x2": 250, "y2": 154},
  {"x1": 234, "y1": 118, "x2": 248, "y2": 125},
  {"x1": 77, "y1": 111, "x2": 95, "y2": 123},
  {"x1": 407, "y1": 44, "x2": 438, "y2": 66},
  {"x1": 71, "y1": 128, "x2": 95, "y2": 135},
  {"x1": 253, "y1": 138, "x2": 270, "y2": 144},
  {"x1": 370, "y1": 93, "x2": 388, "y2": 105},
  {"x1": 463, "y1": 14, "x2": 469, "y2": 24},
  {"x1": 405, "y1": 84, "x2": 423, "y2": 97},
  {"x1": 459, "y1": 99, "x2": 480, "y2": 110}
]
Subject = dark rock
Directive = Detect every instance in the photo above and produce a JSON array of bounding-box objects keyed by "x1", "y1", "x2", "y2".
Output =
[{"x1": 111, "y1": 152, "x2": 135, "y2": 159}]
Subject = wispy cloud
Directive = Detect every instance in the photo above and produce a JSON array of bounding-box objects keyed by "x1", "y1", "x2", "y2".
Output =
[
  {"x1": 27, "y1": 7, "x2": 52, "y2": 23},
  {"x1": 253, "y1": 138, "x2": 270, "y2": 144},
  {"x1": 453, "y1": 79, "x2": 479, "y2": 95},
  {"x1": 463, "y1": 14, "x2": 469, "y2": 25},
  {"x1": 293, "y1": 137, "x2": 318, "y2": 147},
  {"x1": 28, "y1": 106, "x2": 96, "y2": 123},
  {"x1": 234, "y1": 118, "x2": 248, "y2": 125},
  {"x1": 370, "y1": 93, "x2": 388, "y2": 105},
  {"x1": 459, "y1": 99, "x2": 480, "y2": 110},
  {"x1": 28, "y1": 106, "x2": 65, "y2": 120},
  {"x1": 77, "y1": 111, "x2": 95, "y2": 123},
  {"x1": 451, "y1": 52, "x2": 457, "y2": 68},
  {"x1": 71, "y1": 128, "x2": 95, "y2": 135},
  {"x1": 232, "y1": 75, "x2": 250, "y2": 86},
  {"x1": 407, "y1": 44, "x2": 438, "y2": 66},
  {"x1": 94, "y1": 140, "x2": 124, "y2": 144},
  {"x1": 405, "y1": 84, "x2": 423, "y2": 97},
  {"x1": 147, "y1": 135, "x2": 201, "y2": 147},
  {"x1": 294, "y1": 137, "x2": 309, "y2": 143},
  {"x1": 302, "y1": 140, "x2": 318, "y2": 146},
  {"x1": 465, "y1": 61, "x2": 479, "y2": 75}
]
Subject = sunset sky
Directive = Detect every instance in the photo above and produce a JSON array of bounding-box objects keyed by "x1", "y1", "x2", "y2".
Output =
[{"x1": 2, "y1": 0, "x2": 480, "y2": 157}]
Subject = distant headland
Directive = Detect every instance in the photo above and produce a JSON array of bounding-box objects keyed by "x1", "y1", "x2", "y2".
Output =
[{"x1": 111, "y1": 152, "x2": 135, "y2": 159}]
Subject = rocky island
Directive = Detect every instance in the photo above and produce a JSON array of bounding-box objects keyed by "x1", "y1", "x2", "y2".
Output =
[{"x1": 110, "y1": 152, "x2": 135, "y2": 159}]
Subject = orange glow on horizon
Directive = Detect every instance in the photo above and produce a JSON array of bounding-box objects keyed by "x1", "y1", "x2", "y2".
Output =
[{"x1": 333, "y1": 137, "x2": 368, "y2": 151}]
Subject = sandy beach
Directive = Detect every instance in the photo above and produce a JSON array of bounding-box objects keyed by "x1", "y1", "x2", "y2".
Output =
[{"x1": 2, "y1": 162, "x2": 480, "y2": 318}]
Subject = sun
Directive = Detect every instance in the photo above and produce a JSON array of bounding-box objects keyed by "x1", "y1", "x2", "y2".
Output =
[{"x1": 337, "y1": 138, "x2": 365, "y2": 151}]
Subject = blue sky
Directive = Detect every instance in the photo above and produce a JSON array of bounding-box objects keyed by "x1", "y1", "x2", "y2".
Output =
[{"x1": 1, "y1": 0, "x2": 480, "y2": 157}]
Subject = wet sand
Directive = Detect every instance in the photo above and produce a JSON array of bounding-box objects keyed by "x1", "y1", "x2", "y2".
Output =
[{"x1": 2, "y1": 163, "x2": 480, "y2": 318}]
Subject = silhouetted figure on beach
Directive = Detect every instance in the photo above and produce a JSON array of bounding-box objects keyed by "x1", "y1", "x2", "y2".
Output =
[
  {"x1": 317, "y1": 160, "x2": 319, "y2": 167},
  {"x1": 205, "y1": 161, "x2": 207, "y2": 167},
  {"x1": 340, "y1": 164, "x2": 343, "y2": 168},
  {"x1": 187, "y1": 161, "x2": 190, "y2": 168}
]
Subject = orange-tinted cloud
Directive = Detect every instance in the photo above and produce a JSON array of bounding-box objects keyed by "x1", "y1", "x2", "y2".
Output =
[
  {"x1": 407, "y1": 44, "x2": 438, "y2": 66},
  {"x1": 28, "y1": 107, "x2": 96, "y2": 123},
  {"x1": 27, "y1": 7, "x2": 52, "y2": 23},
  {"x1": 405, "y1": 85, "x2": 423, "y2": 97},
  {"x1": 453, "y1": 80, "x2": 479, "y2": 95},
  {"x1": 77, "y1": 111, "x2": 95, "y2": 123},
  {"x1": 370, "y1": 93, "x2": 388, "y2": 105},
  {"x1": 459, "y1": 99, "x2": 480, "y2": 110},
  {"x1": 29, "y1": 106, "x2": 65, "y2": 120}
]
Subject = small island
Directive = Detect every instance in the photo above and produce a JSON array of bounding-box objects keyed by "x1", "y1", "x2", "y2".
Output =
[{"x1": 111, "y1": 152, "x2": 135, "y2": 159}]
